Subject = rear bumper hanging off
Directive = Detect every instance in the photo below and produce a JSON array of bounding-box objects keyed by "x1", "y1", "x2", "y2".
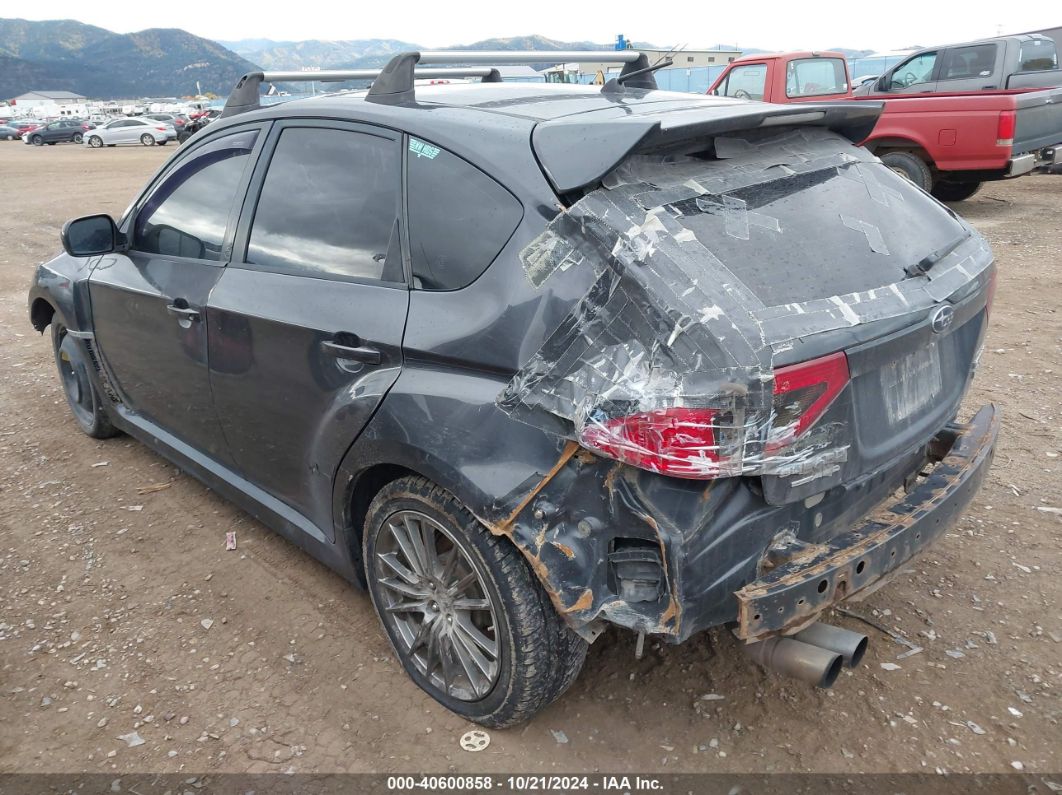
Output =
[{"x1": 734, "y1": 404, "x2": 999, "y2": 642}]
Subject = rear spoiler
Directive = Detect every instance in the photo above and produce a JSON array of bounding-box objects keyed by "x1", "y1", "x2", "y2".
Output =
[{"x1": 532, "y1": 101, "x2": 884, "y2": 194}]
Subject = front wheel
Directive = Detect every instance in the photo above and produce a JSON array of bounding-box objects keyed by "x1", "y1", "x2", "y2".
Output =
[
  {"x1": 31, "y1": 134, "x2": 43, "y2": 146},
  {"x1": 51, "y1": 323, "x2": 119, "y2": 439},
  {"x1": 879, "y1": 151, "x2": 933, "y2": 192},
  {"x1": 88, "y1": 135, "x2": 103, "y2": 148},
  {"x1": 140, "y1": 133, "x2": 155, "y2": 146},
  {"x1": 931, "y1": 180, "x2": 983, "y2": 202},
  {"x1": 364, "y1": 477, "x2": 587, "y2": 727}
]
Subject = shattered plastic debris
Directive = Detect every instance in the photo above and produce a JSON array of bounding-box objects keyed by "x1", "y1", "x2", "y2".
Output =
[
  {"x1": 551, "y1": 729, "x2": 570, "y2": 744},
  {"x1": 118, "y1": 731, "x2": 145, "y2": 747},
  {"x1": 225, "y1": 532, "x2": 237, "y2": 551},
  {"x1": 880, "y1": 662, "x2": 902, "y2": 671},
  {"x1": 500, "y1": 127, "x2": 991, "y2": 485},
  {"x1": 459, "y1": 730, "x2": 490, "y2": 752}
]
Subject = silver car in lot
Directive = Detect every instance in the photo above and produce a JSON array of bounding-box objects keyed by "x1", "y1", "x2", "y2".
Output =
[{"x1": 84, "y1": 117, "x2": 176, "y2": 148}]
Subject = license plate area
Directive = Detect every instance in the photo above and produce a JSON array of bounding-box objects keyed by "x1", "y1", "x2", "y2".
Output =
[{"x1": 880, "y1": 343, "x2": 943, "y2": 424}]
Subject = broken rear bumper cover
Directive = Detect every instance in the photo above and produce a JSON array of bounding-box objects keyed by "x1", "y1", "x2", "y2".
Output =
[
  {"x1": 492, "y1": 404, "x2": 999, "y2": 645},
  {"x1": 735, "y1": 403, "x2": 999, "y2": 642}
]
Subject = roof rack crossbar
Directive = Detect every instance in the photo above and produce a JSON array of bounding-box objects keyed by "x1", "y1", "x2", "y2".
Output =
[
  {"x1": 221, "y1": 65, "x2": 502, "y2": 117},
  {"x1": 221, "y1": 49, "x2": 659, "y2": 117}
]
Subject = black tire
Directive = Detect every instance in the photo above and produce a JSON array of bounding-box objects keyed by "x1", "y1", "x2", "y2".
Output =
[
  {"x1": 140, "y1": 133, "x2": 155, "y2": 146},
  {"x1": 931, "y1": 180, "x2": 983, "y2": 202},
  {"x1": 364, "y1": 476, "x2": 587, "y2": 728},
  {"x1": 31, "y1": 134, "x2": 43, "y2": 146},
  {"x1": 158, "y1": 139, "x2": 168, "y2": 146},
  {"x1": 73, "y1": 132, "x2": 83, "y2": 144},
  {"x1": 51, "y1": 323, "x2": 119, "y2": 439},
  {"x1": 880, "y1": 151, "x2": 933, "y2": 192},
  {"x1": 88, "y1": 135, "x2": 103, "y2": 148}
]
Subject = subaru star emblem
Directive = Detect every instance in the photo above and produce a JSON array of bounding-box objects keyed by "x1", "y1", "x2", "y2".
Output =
[{"x1": 930, "y1": 305, "x2": 955, "y2": 334}]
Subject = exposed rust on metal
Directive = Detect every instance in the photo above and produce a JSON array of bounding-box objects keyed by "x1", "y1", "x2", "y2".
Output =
[
  {"x1": 492, "y1": 440, "x2": 579, "y2": 536},
  {"x1": 732, "y1": 408, "x2": 998, "y2": 643},
  {"x1": 551, "y1": 541, "x2": 576, "y2": 559},
  {"x1": 566, "y1": 588, "x2": 594, "y2": 613}
]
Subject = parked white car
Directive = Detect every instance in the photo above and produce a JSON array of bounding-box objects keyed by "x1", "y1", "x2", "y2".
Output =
[{"x1": 84, "y1": 117, "x2": 176, "y2": 148}]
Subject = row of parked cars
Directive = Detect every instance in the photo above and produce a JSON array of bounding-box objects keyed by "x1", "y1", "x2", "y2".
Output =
[{"x1": 0, "y1": 110, "x2": 221, "y2": 147}]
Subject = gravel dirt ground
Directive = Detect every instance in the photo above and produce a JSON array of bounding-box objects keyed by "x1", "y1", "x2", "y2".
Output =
[{"x1": 0, "y1": 142, "x2": 1059, "y2": 777}]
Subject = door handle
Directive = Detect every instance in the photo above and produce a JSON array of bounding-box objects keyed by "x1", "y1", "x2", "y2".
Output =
[
  {"x1": 166, "y1": 303, "x2": 200, "y2": 322},
  {"x1": 321, "y1": 338, "x2": 382, "y2": 365}
]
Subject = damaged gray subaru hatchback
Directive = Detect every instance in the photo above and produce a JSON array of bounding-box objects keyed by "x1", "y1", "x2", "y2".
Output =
[{"x1": 29, "y1": 51, "x2": 998, "y2": 727}]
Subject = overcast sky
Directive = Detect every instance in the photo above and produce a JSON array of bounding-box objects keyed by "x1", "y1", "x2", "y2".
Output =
[{"x1": 12, "y1": 1, "x2": 1054, "y2": 52}]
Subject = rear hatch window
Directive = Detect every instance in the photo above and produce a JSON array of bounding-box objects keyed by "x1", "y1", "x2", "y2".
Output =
[{"x1": 608, "y1": 128, "x2": 968, "y2": 305}]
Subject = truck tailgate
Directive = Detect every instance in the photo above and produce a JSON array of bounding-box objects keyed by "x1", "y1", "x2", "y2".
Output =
[{"x1": 1014, "y1": 85, "x2": 1062, "y2": 153}]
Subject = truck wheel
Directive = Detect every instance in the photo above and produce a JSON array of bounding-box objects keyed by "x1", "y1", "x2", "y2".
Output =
[
  {"x1": 364, "y1": 476, "x2": 588, "y2": 728},
  {"x1": 931, "y1": 181, "x2": 983, "y2": 202},
  {"x1": 51, "y1": 323, "x2": 119, "y2": 439},
  {"x1": 880, "y1": 152, "x2": 933, "y2": 192}
]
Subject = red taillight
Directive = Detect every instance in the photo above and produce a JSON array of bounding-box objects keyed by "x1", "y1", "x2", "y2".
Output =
[
  {"x1": 767, "y1": 352, "x2": 850, "y2": 453},
  {"x1": 996, "y1": 110, "x2": 1016, "y2": 147},
  {"x1": 156, "y1": 126, "x2": 167, "y2": 131},
  {"x1": 579, "y1": 407, "x2": 726, "y2": 479}
]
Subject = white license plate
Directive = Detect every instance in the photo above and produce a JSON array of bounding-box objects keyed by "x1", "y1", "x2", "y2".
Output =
[{"x1": 881, "y1": 343, "x2": 943, "y2": 424}]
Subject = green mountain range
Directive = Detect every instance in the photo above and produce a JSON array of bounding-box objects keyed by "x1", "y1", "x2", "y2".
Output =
[{"x1": 0, "y1": 18, "x2": 260, "y2": 99}]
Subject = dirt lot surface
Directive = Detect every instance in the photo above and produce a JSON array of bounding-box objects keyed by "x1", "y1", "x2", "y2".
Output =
[{"x1": 0, "y1": 142, "x2": 1059, "y2": 777}]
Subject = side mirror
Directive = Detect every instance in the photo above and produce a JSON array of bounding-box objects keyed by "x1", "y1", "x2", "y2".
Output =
[{"x1": 61, "y1": 214, "x2": 121, "y2": 257}]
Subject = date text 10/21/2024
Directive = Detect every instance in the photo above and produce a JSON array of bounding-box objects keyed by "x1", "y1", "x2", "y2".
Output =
[{"x1": 386, "y1": 775, "x2": 664, "y2": 791}]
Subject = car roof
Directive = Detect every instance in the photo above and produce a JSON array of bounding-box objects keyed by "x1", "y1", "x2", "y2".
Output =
[{"x1": 268, "y1": 83, "x2": 746, "y2": 125}]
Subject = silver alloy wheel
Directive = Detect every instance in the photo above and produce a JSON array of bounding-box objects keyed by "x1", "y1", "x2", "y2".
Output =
[
  {"x1": 89, "y1": 136, "x2": 102, "y2": 148},
  {"x1": 373, "y1": 510, "x2": 500, "y2": 701}
]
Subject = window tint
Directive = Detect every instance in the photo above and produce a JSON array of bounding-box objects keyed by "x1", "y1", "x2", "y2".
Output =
[
  {"x1": 720, "y1": 64, "x2": 767, "y2": 100},
  {"x1": 786, "y1": 58, "x2": 847, "y2": 97},
  {"x1": 407, "y1": 138, "x2": 522, "y2": 290},
  {"x1": 940, "y1": 44, "x2": 997, "y2": 79},
  {"x1": 890, "y1": 51, "x2": 937, "y2": 88},
  {"x1": 1020, "y1": 38, "x2": 1058, "y2": 71},
  {"x1": 247, "y1": 127, "x2": 400, "y2": 282},
  {"x1": 133, "y1": 130, "x2": 258, "y2": 261}
]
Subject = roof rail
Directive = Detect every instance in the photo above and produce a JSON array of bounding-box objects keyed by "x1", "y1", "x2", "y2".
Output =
[
  {"x1": 221, "y1": 66, "x2": 503, "y2": 117},
  {"x1": 221, "y1": 50, "x2": 657, "y2": 117}
]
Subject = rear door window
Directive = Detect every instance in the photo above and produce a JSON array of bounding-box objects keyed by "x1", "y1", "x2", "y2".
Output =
[
  {"x1": 940, "y1": 43, "x2": 998, "y2": 79},
  {"x1": 406, "y1": 138, "x2": 522, "y2": 290},
  {"x1": 246, "y1": 126, "x2": 402, "y2": 283}
]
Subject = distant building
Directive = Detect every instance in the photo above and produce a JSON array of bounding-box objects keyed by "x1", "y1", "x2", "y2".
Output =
[
  {"x1": 13, "y1": 90, "x2": 88, "y2": 107},
  {"x1": 543, "y1": 48, "x2": 742, "y2": 86},
  {"x1": 12, "y1": 90, "x2": 88, "y2": 118}
]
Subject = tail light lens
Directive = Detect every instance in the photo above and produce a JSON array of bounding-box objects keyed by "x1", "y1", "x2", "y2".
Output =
[
  {"x1": 996, "y1": 110, "x2": 1015, "y2": 147},
  {"x1": 577, "y1": 351, "x2": 850, "y2": 479},
  {"x1": 579, "y1": 407, "x2": 726, "y2": 479},
  {"x1": 156, "y1": 126, "x2": 167, "y2": 131},
  {"x1": 767, "y1": 352, "x2": 850, "y2": 453}
]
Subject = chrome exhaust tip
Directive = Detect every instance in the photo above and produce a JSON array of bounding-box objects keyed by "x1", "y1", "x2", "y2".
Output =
[
  {"x1": 794, "y1": 622, "x2": 869, "y2": 668},
  {"x1": 742, "y1": 636, "x2": 844, "y2": 689}
]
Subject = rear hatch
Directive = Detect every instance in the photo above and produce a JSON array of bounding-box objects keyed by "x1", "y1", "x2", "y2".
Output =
[{"x1": 500, "y1": 106, "x2": 993, "y2": 503}]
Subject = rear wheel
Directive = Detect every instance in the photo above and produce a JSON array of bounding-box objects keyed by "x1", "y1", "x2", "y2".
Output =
[
  {"x1": 88, "y1": 135, "x2": 103, "y2": 148},
  {"x1": 880, "y1": 151, "x2": 933, "y2": 192},
  {"x1": 364, "y1": 476, "x2": 587, "y2": 727},
  {"x1": 931, "y1": 180, "x2": 983, "y2": 202},
  {"x1": 140, "y1": 133, "x2": 155, "y2": 146},
  {"x1": 51, "y1": 323, "x2": 118, "y2": 439},
  {"x1": 73, "y1": 132, "x2": 83, "y2": 144}
]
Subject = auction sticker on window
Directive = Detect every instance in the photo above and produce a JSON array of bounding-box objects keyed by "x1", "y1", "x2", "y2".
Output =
[{"x1": 880, "y1": 342, "x2": 943, "y2": 424}]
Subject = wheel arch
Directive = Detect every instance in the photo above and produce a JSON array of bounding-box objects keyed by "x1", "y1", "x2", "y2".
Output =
[
  {"x1": 863, "y1": 135, "x2": 936, "y2": 170},
  {"x1": 30, "y1": 296, "x2": 57, "y2": 333}
]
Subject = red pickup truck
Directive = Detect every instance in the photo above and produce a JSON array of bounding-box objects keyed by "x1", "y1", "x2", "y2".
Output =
[{"x1": 708, "y1": 51, "x2": 1062, "y2": 200}]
